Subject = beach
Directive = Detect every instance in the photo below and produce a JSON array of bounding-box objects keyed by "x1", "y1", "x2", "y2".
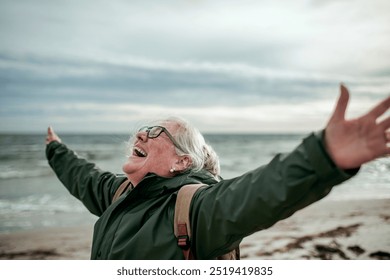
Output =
[{"x1": 1, "y1": 197, "x2": 389, "y2": 260}]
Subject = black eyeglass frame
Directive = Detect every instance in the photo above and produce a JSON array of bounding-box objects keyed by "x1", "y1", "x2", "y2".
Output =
[{"x1": 138, "y1": 125, "x2": 181, "y2": 149}]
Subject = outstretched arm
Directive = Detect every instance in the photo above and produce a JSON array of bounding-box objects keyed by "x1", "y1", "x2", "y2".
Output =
[
  {"x1": 45, "y1": 127, "x2": 124, "y2": 216},
  {"x1": 325, "y1": 84, "x2": 390, "y2": 169},
  {"x1": 192, "y1": 85, "x2": 388, "y2": 258}
]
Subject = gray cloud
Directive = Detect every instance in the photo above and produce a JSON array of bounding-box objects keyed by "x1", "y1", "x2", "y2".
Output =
[
  {"x1": 0, "y1": 52, "x2": 337, "y2": 106},
  {"x1": 0, "y1": 0, "x2": 389, "y2": 133}
]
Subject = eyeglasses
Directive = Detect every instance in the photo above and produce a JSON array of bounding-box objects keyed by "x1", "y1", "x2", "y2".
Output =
[{"x1": 138, "y1": 125, "x2": 181, "y2": 149}]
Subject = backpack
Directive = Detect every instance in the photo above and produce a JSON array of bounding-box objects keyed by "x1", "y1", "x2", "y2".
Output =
[
  {"x1": 112, "y1": 180, "x2": 240, "y2": 260},
  {"x1": 174, "y1": 183, "x2": 240, "y2": 260}
]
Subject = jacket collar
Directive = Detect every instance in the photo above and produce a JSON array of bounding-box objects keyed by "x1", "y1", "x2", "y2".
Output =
[{"x1": 133, "y1": 170, "x2": 218, "y2": 198}]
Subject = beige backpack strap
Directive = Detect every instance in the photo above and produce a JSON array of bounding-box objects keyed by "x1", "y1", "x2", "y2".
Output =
[
  {"x1": 174, "y1": 183, "x2": 205, "y2": 260},
  {"x1": 112, "y1": 179, "x2": 132, "y2": 204}
]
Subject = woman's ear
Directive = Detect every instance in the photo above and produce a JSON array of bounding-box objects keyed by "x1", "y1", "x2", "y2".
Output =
[{"x1": 173, "y1": 155, "x2": 192, "y2": 172}]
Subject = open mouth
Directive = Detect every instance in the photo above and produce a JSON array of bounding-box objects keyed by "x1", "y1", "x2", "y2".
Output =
[{"x1": 133, "y1": 147, "x2": 147, "y2": 157}]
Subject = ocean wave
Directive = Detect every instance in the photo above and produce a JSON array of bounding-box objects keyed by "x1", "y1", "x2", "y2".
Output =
[
  {"x1": 0, "y1": 195, "x2": 87, "y2": 214},
  {"x1": 0, "y1": 166, "x2": 53, "y2": 179}
]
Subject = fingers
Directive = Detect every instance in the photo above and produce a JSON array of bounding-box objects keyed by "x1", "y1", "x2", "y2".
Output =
[
  {"x1": 329, "y1": 84, "x2": 350, "y2": 122},
  {"x1": 46, "y1": 126, "x2": 61, "y2": 144},
  {"x1": 379, "y1": 116, "x2": 390, "y2": 131},
  {"x1": 386, "y1": 137, "x2": 390, "y2": 154},
  {"x1": 46, "y1": 127, "x2": 52, "y2": 145},
  {"x1": 366, "y1": 95, "x2": 390, "y2": 119},
  {"x1": 47, "y1": 126, "x2": 53, "y2": 136}
]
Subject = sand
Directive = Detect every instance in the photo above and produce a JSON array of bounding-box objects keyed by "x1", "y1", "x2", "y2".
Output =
[
  {"x1": 0, "y1": 225, "x2": 93, "y2": 260},
  {"x1": 0, "y1": 198, "x2": 389, "y2": 260},
  {"x1": 240, "y1": 198, "x2": 390, "y2": 260}
]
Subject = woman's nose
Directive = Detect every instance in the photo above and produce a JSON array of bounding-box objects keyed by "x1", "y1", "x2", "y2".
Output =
[{"x1": 136, "y1": 131, "x2": 148, "y2": 142}]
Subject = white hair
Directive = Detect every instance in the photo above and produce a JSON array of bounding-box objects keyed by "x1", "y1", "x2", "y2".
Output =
[{"x1": 161, "y1": 117, "x2": 220, "y2": 178}]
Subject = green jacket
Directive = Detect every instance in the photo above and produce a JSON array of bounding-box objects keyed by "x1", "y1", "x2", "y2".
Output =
[{"x1": 46, "y1": 131, "x2": 357, "y2": 259}]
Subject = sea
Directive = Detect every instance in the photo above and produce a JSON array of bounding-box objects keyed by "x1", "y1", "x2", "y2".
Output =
[{"x1": 0, "y1": 133, "x2": 389, "y2": 233}]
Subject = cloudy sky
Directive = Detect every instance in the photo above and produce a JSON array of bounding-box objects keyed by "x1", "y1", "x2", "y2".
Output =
[{"x1": 1, "y1": 0, "x2": 389, "y2": 134}]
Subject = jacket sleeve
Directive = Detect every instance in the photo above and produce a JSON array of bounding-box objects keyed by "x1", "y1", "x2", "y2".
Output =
[
  {"x1": 190, "y1": 131, "x2": 359, "y2": 259},
  {"x1": 46, "y1": 141, "x2": 126, "y2": 216}
]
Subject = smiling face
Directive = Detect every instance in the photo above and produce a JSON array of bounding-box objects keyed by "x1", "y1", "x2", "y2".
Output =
[{"x1": 122, "y1": 121, "x2": 187, "y2": 186}]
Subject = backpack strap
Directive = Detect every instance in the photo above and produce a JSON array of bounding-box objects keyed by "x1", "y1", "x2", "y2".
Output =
[
  {"x1": 174, "y1": 183, "x2": 205, "y2": 260},
  {"x1": 112, "y1": 179, "x2": 133, "y2": 204}
]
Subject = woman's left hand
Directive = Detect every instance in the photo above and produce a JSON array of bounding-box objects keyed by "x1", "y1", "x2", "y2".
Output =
[{"x1": 325, "y1": 84, "x2": 390, "y2": 169}]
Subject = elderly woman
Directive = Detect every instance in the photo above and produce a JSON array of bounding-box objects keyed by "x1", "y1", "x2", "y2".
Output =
[{"x1": 46, "y1": 85, "x2": 390, "y2": 259}]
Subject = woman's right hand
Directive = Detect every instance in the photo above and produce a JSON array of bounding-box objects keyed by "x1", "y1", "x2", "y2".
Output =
[{"x1": 46, "y1": 126, "x2": 62, "y2": 144}]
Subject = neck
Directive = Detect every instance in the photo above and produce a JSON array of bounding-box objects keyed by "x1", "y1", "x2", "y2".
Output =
[{"x1": 125, "y1": 174, "x2": 143, "y2": 187}]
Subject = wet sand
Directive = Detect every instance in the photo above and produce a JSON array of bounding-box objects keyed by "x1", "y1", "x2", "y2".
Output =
[
  {"x1": 1, "y1": 198, "x2": 389, "y2": 260},
  {"x1": 240, "y1": 198, "x2": 390, "y2": 260}
]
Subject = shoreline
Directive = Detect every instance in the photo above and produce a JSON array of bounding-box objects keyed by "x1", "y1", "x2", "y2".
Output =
[{"x1": 0, "y1": 198, "x2": 389, "y2": 260}]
